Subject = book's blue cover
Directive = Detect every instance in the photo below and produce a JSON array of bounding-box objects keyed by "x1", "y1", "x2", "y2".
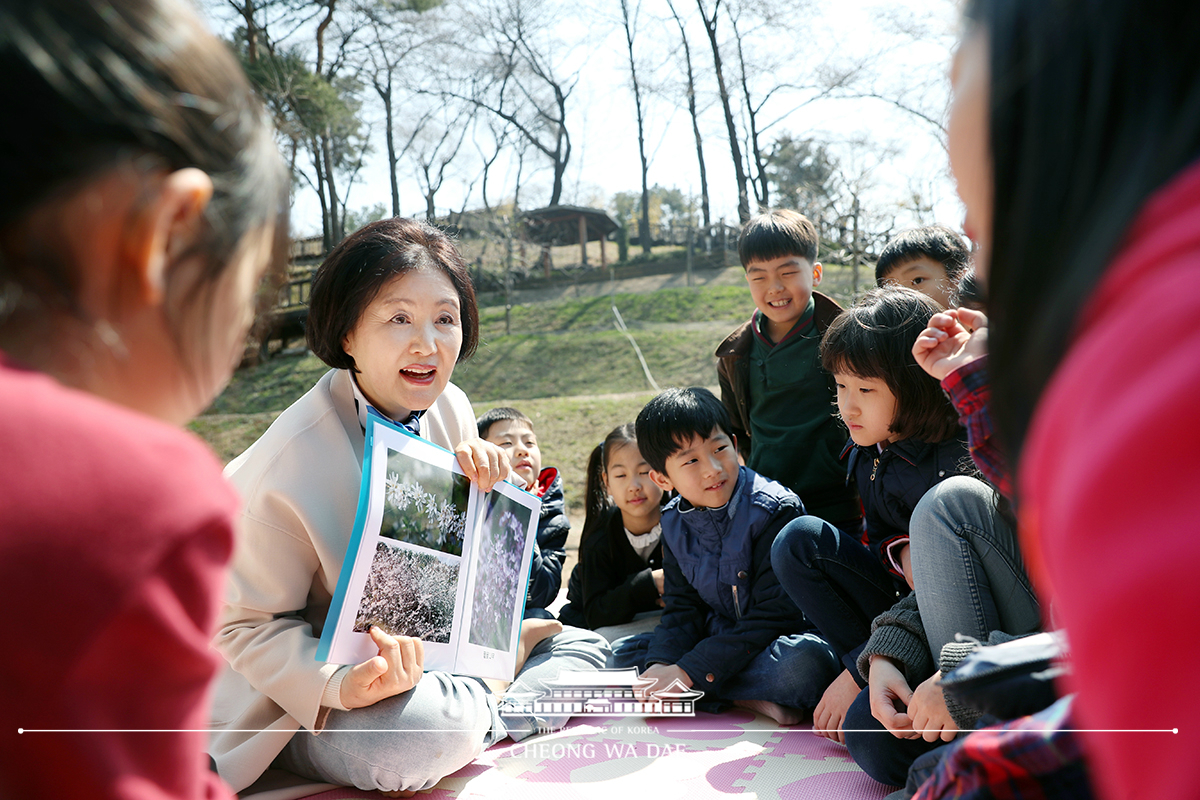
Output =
[
  {"x1": 316, "y1": 410, "x2": 420, "y2": 662},
  {"x1": 316, "y1": 410, "x2": 538, "y2": 670}
]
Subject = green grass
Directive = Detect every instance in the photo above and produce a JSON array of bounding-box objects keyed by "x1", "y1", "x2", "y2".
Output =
[
  {"x1": 188, "y1": 411, "x2": 282, "y2": 464},
  {"x1": 479, "y1": 284, "x2": 755, "y2": 337},
  {"x1": 456, "y1": 324, "x2": 727, "y2": 402},
  {"x1": 204, "y1": 353, "x2": 330, "y2": 416}
]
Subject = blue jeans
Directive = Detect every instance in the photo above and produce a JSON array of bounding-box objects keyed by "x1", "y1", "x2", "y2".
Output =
[
  {"x1": 612, "y1": 631, "x2": 838, "y2": 711},
  {"x1": 771, "y1": 515, "x2": 904, "y2": 680},
  {"x1": 909, "y1": 476, "x2": 1041, "y2": 657},
  {"x1": 276, "y1": 627, "x2": 610, "y2": 793}
]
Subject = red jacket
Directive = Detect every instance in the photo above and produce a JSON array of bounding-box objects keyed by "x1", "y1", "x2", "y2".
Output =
[
  {"x1": 0, "y1": 355, "x2": 236, "y2": 800},
  {"x1": 1020, "y1": 161, "x2": 1200, "y2": 799}
]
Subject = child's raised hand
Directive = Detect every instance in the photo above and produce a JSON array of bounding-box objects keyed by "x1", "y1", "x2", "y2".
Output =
[
  {"x1": 907, "y1": 671, "x2": 959, "y2": 742},
  {"x1": 340, "y1": 626, "x2": 424, "y2": 709},
  {"x1": 868, "y1": 655, "x2": 919, "y2": 739},
  {"x1": 454, "y1": 437, "x2": 511, "y2": 492},
  {"x1": 912, "y1": 308, "x2": 989, "y2": 381}
]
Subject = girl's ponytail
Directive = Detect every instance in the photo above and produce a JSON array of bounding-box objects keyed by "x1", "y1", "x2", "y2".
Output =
[
  {"x1": 579, "y1": 441, "x2": 610, "y2": 552},
  {"x1": 578, "y1": 422, "x2": 641, "y2": 552}
]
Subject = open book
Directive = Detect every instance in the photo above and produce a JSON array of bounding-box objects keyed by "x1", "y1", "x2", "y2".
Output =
[{"x1": 317, "y1": 412, "x2": 540, "y2": 681}]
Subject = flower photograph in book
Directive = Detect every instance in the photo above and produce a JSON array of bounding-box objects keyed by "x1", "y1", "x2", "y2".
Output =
[
  {"x1": 468, "y1": 492, "x2": 531, "y2": 651},
  {"x1": 380, "y1": 447, "x2": 470, "y2": 557},
  {"x1": 354, "y1": 542, "x2": 458, "y2": 643}
]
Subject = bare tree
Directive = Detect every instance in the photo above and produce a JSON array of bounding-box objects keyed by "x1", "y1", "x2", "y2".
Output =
[
  {"x1": 620, "y1": 0, "x2": 652, "y2": 254},
  {"x1": 695, "y1": 0, "x2": 750, "y2": 223},
  {"x1": 665, "y1": 0, "x2": 710, "y2": 231},
  {"x1": 724, "y1": 2, "x2": 867, "y2": 212},
  {"x1": 359, "y1": 1, "x2": 447, "y2": 216},
  {"x1": 409, "y1": 106, "x2": 471, "y2": 221},
  {"x1": 442, "y1": 0, "x2": 577, "y2": 207}
]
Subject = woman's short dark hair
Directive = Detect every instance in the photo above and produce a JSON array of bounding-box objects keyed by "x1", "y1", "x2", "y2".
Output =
[
  {"x1": 820, "y1": 286, "x2": 960, "y2": 444},
  {"x1": 635, "y1": 387, "x2": 734, "y2": 474},
  {"x1": 0, "y1": 0, "x2": 289, "y2": 337},
  {"x1": 967, "y1": 0, "x2": 1200, "y2": 464},
  {"x1": 306, "y1": 217, "x2": 479, "y2": 371}
]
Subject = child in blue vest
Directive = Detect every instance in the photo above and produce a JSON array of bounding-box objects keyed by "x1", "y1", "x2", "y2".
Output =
[{"x1": 619, "y1": 387, "x2": 839, "y2": 724}]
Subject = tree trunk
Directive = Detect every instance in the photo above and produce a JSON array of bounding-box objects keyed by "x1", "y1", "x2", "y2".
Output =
[
  {"x1": 698, "y1": 0, "x2": 750, "y2": 224},
  {"x1": 666, "y1": 0, "x2": 710, "y2": 231},
  {"x1": 621, "y1": 0, "x2": 652, "y2": 255},
  {"x1": 238, "y1": 0, "x2": 259, "y2": 64},
  {"x1": 322, "y1": 131, "x2": 342, "y2": 244},
  {"x1": 381, "y1": 83, "x2": 399, "y2": 217},
  {"x1": 315, "y1": 0, "x2": 336, "y2": 74},
  {"x1": 311, "y1": 137, "x2": 331, "y2": 252},
  {"x1": 729, "y1": 11, "x2": 768, "y2": 210}
]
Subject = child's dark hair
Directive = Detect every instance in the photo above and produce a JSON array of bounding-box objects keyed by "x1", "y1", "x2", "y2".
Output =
[
  {"x1": 820, "y1": 286, "x2": 961, "y2": 443},
  {"x1": 954, "y1": 268, "x2": 987, "y2": 310},
  {"x1": 579, "y1": 423, "x2": 638, "y2": 551},
  {"x1": 476, "y1": 406, "x2": 533, "y2": 439},
  {"x1": 737, "y1": 209, "x2": 818, "y2": 268},
  {"x1": 0, "y1": 0, "x2": 289, "y2": 356},
  {"x1": 635, "y1": 387, "x2": 734, "y2": 474},
  {"x1": 875, "y1": 225, "x2": 971, "y2": 285}
]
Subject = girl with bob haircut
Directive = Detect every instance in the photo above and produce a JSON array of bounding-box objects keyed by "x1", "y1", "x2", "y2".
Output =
[
  {"x1": 911, "y1": 0, "x2": 1200, "y2": 796},
  {"x1": 772, "y1": 286, "x2": 1039, "y2": 787},
  {"x1": 0, "y1": 0, "x2": 289, "y2": 798},
  {"x1": 212, "y1": 217, "x2": 609, "y2": 797}
]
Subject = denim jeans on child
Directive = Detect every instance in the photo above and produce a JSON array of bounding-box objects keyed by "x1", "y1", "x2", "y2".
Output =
[
  {"x1": 770, "y1": 515, "x2": 905, "y2": 680},
  {"x1": 612, "y1": 630, "x2": 838, "y2": 712},
  {"x1": 275, "y1": 626, "x2": 610, "y2": 794},
  {"x1": 909, "y1": 476, "x2": 1041, "y2": 656}
]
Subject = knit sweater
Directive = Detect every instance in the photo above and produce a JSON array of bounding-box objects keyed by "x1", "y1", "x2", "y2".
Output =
[{"x1": 560, "y1": 506, "x2": 664, "y2": 630}]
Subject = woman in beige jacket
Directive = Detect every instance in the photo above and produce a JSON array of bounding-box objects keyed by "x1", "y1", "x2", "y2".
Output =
[{"x1": 209, "y1": 218, "x2": 609, "y2": 798}]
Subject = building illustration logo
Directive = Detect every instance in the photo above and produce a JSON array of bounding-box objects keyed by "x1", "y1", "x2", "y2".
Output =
[{"x1": 497, "y1": 667, "x2": 705, "y2": 717}]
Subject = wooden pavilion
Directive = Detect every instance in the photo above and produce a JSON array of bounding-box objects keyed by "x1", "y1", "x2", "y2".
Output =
[{"x1": 521, "y1": 205, "x2": 620, "y2": 277}]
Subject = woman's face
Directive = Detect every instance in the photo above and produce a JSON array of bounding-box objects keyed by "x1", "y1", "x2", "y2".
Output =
[
  {"x1": 947, "y1": 26, "x2": 993, "y2": 281},
  {"x1": 342, "y1": 267, "x2": 464, "y2": 420}
]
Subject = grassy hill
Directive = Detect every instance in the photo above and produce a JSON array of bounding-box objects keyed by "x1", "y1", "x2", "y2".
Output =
[{"x1": 192, "y1": 263, "x2": 865, "y2": 517}]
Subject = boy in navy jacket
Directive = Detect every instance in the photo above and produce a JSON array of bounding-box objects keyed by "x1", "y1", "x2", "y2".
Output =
[{"x1": 628, "y1": 388, "x2": 839, "y2": 723}]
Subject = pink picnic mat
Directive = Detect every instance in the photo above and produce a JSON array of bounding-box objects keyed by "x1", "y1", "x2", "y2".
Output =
[{"x1": 296, "y1": 710, "x2": 892, "y2": 800}]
